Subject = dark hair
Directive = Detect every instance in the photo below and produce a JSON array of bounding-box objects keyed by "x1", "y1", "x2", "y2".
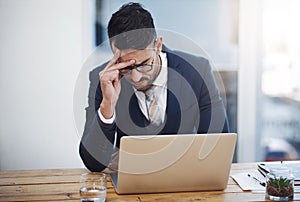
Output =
[{"x1": 107, "y1": 2, "x2": 157, "y2": 50}]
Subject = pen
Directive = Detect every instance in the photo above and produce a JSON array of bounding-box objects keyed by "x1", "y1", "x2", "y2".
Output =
[{"x1": 248, "y1": 174, "x2": 266, "y2": 187}]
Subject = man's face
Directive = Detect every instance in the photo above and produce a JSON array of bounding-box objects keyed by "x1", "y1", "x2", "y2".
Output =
[{"x1": 112, "y1": 38, "x2": 162, "y2": 91}]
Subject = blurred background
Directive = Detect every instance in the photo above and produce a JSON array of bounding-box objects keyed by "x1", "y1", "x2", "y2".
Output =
[{"x1": 1, "y1": 0, "x2": 300, "y2": 170}]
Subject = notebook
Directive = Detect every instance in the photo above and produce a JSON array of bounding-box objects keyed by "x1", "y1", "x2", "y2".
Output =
[
  {"x1": 257, "y1": 162, "x2": 300, "y2": 185},
  {"x1": 110, "y1": 133, "x2": 237, "y2": 194}
]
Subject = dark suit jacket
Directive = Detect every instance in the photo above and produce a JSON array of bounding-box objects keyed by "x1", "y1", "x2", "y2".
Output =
[{"x1": 79, "y1": 46, "x2": 229, "y2": 171}]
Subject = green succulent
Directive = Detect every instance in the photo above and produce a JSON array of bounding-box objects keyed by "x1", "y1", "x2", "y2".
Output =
[{"x1": 268, "y1": 177, "x2": 292, "y2": 190}]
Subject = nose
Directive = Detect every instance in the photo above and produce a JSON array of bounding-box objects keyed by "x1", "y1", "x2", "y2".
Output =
[{"x1": 130, "y1": 69, "x2": 143, "y2": 82}]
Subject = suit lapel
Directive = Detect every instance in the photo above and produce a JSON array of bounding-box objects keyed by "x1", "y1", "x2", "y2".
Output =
[{"x1": 163, "y1": 49, "x2": 183, "y2": 133}]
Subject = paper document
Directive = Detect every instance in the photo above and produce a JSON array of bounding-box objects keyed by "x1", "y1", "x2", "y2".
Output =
[{"x1": 231, "y1": 171, "x2": 266, "y2": 191}]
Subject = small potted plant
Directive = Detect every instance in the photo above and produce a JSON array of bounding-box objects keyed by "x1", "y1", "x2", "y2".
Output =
[{"x1": 265, "y1": 168, "x2": 294, "y2": 201}]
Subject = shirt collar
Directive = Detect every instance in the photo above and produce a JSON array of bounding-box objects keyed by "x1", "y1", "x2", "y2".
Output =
[{"x1": 152, "y1": 51, "x2": 167, "y2": 87}]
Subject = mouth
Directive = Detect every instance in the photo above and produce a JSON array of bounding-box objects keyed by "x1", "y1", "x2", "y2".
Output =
[
  {"x1": 131, "y1": 80, "x2": 151, "y2": 91},
  {"x1": 131, "y1": 81, "x2": 144, "y2": 88},
  {"x1": 130, "y1": 77, "x2": 148, "y2": 86}
]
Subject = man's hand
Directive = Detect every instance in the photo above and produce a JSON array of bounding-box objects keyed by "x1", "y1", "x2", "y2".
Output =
[{"x1": 99, "y1": 50, "x2": 135, "y2": 119}]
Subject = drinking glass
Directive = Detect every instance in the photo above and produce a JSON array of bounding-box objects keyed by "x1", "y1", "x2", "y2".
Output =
[{"x1": 80, "y1": 172, "x2": 107, "y2": 202}]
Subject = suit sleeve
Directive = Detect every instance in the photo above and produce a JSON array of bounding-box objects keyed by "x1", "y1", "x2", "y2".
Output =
[
  {"x1": 79, "y1": 67, "x2": 117, "y2": 172},
  {"x1": 196, "y1": 59, "x2": 229, "y2": 133}
]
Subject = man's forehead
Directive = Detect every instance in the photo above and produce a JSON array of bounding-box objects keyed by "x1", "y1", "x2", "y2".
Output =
[{"x1": 118, "y1": 48, "x2": 152, "y2": 62}]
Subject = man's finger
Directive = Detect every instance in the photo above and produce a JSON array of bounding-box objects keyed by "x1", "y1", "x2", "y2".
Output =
[
  {"x1": 104, "y1": 49, "x2": 121, "y2": 71},
  {"x1": 99, "y1": 68, "x2": 119, "y2": 82},
  {"x1": 112, "y1": 59, "x2": 135, "y2": 71},
  {"x1": 105, "y1": 51, "x2": 135, "y2": 72}
]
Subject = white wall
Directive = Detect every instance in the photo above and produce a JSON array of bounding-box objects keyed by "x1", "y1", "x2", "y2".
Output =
[
  {"x1": 0, "y1": 0, "x2": 90, "y2": 170},
  {"x1": 238, "y1": 0, "x2": 263, "y2": 162}
]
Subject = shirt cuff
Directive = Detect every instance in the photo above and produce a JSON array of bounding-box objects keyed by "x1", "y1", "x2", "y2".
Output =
[{"x1": 98, "y1": 109, "x2": 115, "y2": 124}]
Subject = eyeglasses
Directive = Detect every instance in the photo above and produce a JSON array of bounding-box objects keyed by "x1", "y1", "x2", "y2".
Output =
[{"x1": 119, "y1": 57, "x2": 155, "y2": 76}]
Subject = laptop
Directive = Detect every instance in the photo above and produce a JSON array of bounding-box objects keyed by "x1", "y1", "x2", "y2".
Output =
[{"x1": 110, "y1": 133, "x2": 237, "y2": 194}]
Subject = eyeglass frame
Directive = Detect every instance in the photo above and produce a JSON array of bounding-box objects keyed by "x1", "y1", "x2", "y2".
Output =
[{"x1": 119, "y1": 53, "x2": 156, "y2": 76}]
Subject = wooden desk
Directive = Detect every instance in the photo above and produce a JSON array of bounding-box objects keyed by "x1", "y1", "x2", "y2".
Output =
[{"x1": 0, "y1": 163, "x2": 299, "y2": 201}]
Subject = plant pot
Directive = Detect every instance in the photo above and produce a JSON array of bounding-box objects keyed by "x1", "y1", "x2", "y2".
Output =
[{"x1": 265, "y1": 167, "x2": 294, "y2": 201}]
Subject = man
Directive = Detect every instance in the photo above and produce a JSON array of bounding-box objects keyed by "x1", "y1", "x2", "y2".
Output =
[{"x1": 79, "y1": 2, "x2": 229, "y2": 172}]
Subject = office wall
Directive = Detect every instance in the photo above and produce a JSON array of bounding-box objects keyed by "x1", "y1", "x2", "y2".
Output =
[
  {"x1": 0, "y1": 0, "x2": 239, "y2": 170},
  {"x1": 0, "y1": 0, "x2": 88, "y2": 170}
]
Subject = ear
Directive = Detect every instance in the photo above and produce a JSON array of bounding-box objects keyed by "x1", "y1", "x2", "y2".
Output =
[
  {"x1": 155, "y1": 36, "x2": 163, "y2": 55},
  {"x1": 111, "y1": 42, "x2": 118, "y2": 54}
]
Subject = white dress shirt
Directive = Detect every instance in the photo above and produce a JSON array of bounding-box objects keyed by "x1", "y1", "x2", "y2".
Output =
[{"x1": 134, "y1": 52, "x2": 167, "y2": 121}]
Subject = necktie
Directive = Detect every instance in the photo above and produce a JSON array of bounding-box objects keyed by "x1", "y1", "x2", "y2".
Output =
[{"x1": 145, "y1": 86, "x2": 162, "y2": 126}]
